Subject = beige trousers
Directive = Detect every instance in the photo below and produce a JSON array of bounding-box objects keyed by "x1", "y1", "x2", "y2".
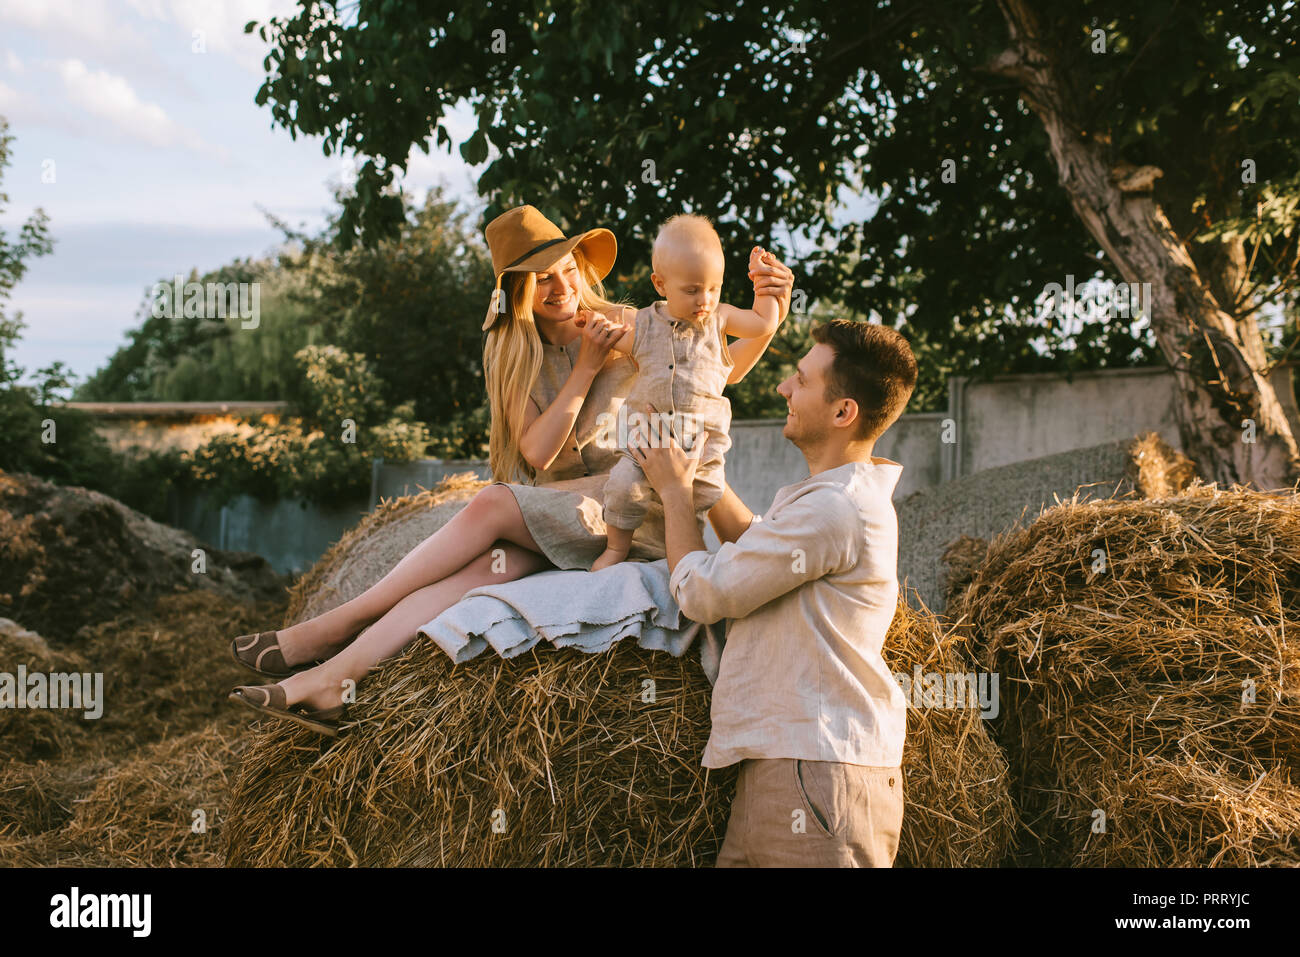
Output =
[{"x1": 715, "y1": 758, "x2": 903, "y2": 867}]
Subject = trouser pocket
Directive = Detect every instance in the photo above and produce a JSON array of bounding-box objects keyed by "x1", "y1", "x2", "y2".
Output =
[{"x1": 793, "y1": 759, "x2": 836, "y2": 839}]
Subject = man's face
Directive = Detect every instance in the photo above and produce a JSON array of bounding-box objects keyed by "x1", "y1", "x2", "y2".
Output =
[{"x1": 776, "y1": 343, "x2": 844, "y2": 447}]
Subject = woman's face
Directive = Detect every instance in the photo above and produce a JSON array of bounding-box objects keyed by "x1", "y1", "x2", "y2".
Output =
[{"x1": 531, "y1": 253, "x2": 582, "y2": 322}]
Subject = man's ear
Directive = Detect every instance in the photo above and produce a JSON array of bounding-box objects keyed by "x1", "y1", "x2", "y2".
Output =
[{"x1": 834, "y1": 398, "x2": 860, "y2": 431}]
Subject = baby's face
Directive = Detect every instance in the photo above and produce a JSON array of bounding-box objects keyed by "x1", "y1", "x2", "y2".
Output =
[{"x1": 652, "y1": 244, "x2": 725, "y2": 322}]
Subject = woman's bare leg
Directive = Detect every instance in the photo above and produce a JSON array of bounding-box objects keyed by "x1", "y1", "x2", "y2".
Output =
[
  {"x1": 274, "y1": 485, "x2": 541, "y2": 666},
  {"x1": 278, "y1": 541, "x2": 554, "y2": 711}
]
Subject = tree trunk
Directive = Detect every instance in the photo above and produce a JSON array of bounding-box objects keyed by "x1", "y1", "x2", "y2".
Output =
[{"x1": 988, "y1": 0, "x2": 1300, "y2": 490}]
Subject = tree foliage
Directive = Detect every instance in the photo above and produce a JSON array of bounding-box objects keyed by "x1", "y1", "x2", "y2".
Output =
[{"x1": 246, "y1": 0, "x2": 1299, "y2": 400}]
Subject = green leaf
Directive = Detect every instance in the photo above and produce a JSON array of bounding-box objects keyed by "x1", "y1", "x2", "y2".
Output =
[{"x1": 460, "y1": 130, "x2": 488, "y2": 165}]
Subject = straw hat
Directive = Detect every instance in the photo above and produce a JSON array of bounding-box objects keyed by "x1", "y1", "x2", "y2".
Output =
[{"x1": 482, "y1": 205, "x2": 617, "y2": 330}]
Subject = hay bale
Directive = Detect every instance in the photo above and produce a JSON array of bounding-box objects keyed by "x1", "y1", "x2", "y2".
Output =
[
  {"x1": 226, "y1": 582, "x2": 1016, "y2": 865},
  {"x1": 955, "y1": 482, "x2": 1300, "y2": 866},
  {"x1": 889, "y1": 592, "x2": 1019, "y2": 866},
  {"x1": 940, "y1": 535, "x2": 990, "y2": 613},
  {"x1": 285, "y1": 472, "x2": 488, "y2": 623},
  {"x1": 897, "y1": 440, "x2": 1140, "y2": 612}
]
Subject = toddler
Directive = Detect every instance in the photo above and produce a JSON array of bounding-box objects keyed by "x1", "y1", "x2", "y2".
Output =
[{"x1": 589, "y1": 214, "x2": 781, "y2": 571}]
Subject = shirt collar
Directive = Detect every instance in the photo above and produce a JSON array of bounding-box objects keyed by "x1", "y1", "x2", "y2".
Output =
[{"x1": 653, "y1": 300, "x2": 706, "y2": 326}]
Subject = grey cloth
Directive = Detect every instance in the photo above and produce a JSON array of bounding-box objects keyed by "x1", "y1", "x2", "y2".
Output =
[{"x1": 418, "y1": 558, "x2": 727, "y2": 681}]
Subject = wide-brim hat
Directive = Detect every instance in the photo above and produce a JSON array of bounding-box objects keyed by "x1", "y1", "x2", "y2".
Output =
[{"x1": 482, "y1": 205, "x2": 617, "y2": 331}]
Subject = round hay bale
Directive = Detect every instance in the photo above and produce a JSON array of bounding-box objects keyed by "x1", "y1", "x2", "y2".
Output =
[
  {"x1": 889, "y1": 592, "x2": 1020, "y2": 866},
  {"x1": 285, "y1": 472, "x2": 488, "y2": 624},
  {"x1": 955, "y1": 482, "x2": 1300, "y2": 866},
  {"x1": 224, "y1": 475, "x2": 1016, "y2": 865},
  {"x1": 940, "y1": 534, "x2": 989, "y2": 613}
]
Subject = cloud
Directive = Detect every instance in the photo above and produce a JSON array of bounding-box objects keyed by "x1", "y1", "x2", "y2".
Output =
[
  {"x1": 0, "y1": 0, "x2": 199, "y2": 98},
  {"x1": 4, "y1": 49, "x2": 22, "y2": 73},
  {"x1": 126, "y1": 0, "x2": 300, "y2": 74},
  {"x1": 55, "y1": 58, "x2": 220, "y2": 156}
]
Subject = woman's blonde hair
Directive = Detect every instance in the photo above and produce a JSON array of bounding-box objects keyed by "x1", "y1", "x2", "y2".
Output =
[{"x1": 483, "y1": 247, "x2": 631, "y2": 484}]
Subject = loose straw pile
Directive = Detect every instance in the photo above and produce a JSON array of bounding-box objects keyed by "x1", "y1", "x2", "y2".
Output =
[{"x1": 953, "y1": 481, "x2": 1300, "y2": 866}]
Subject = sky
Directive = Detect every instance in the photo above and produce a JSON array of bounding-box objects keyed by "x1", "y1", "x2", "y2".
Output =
[{"x1": 0, "y1": 0, "x2": 482, "y2": 384}]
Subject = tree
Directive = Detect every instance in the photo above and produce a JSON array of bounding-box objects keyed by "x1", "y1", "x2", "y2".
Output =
[
  {"x1": 79, "y1": 186, "x2": 492, "y2": 456},
  {"x1": 247, "y1": 0, "x2": 1300, "y2": 487}
]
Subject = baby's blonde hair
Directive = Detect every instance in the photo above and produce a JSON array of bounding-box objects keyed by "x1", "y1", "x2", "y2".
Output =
[{"x1": 652, "y1": 213, "x2": 723, "y2": 274}]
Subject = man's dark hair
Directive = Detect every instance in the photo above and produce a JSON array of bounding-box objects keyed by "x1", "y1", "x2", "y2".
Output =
[{"x1": 809, "y1": 319, "x2": 918, "y2": 440}]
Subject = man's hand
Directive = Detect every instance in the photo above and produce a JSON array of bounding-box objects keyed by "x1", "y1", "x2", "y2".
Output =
[
  {"x1": 628, "y1": 403, "x2": 706, "y2": 501},
  {"x1": 747, "y1": 246, "x2": 794, "y2": 322}
]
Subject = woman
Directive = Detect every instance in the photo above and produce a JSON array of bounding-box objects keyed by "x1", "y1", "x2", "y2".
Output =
[{"x1": 229, "y1": 205, "x2": 794, "y2": 734}]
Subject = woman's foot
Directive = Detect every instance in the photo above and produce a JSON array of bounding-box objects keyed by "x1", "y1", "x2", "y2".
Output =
[
  {"x1": 279, "y1": 663, "x2": 355, "y2": 715},
  {"x1": 228, "y1": 683, "x2": 345, "y2": 737},
  {"x1": 230, "y1": 631, "x2": 311, "y2": 678},
  {"x1": 274, "y1": 618, "x2": 354, "y2": 667}
]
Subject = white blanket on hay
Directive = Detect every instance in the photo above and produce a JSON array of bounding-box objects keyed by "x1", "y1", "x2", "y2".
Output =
[{"x1": 417, "y1": 558, "x2": 727, "y2": 684}]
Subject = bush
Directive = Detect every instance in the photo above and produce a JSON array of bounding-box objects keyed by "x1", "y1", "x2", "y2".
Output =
[{"x1": 182, "y1": 345, "x2": 431, "y2": 507}]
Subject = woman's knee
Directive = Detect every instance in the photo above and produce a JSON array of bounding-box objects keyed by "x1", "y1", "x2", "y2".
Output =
[{"x1": 457, "y1": 483, "x2": 515, "y2": 530}]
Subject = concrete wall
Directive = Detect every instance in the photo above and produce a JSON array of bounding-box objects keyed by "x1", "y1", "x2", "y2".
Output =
[
  {"x1": 950, "y1": 367, "x2": 1182, "y2": 478},
  {"x1": 168, "y1": 489, "x2": 371, "y2": 577}
]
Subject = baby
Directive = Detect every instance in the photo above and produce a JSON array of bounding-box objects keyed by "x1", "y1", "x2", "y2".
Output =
[{"x1": 587, "y1": 214, "x2": 781, "y2": 571}]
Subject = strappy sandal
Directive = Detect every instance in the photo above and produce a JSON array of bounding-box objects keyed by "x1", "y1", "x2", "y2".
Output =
[
  {"x1": 227, "y1": 684, "x2": 346, "y2": 737},
  {"x1": 229, "y1": 630, "x2": 316, "y2": 678}
]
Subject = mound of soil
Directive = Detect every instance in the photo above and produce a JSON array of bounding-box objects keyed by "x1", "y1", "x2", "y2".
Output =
[{"x1": 0, "y1": 469, "x2": 288, "y2": 647}]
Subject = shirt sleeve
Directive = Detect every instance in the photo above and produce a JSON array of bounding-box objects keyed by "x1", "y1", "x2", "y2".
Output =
[{"x1": 668, "y1": 488, "x2": 861, "y2": 624}]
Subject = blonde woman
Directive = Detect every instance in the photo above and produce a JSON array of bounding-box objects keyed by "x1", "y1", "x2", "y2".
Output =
[{"x1": 228, "y1": 205, "x2": 794, "y2": 734}]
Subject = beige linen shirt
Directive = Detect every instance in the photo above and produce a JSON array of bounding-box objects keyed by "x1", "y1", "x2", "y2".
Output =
[{"x1": 668, "y1": 458, "x2": 907, "y2": 769}]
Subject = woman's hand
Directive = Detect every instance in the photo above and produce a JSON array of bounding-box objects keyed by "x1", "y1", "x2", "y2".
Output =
[
  {"x1": 747, "y1": 247, "x2": 795, "y2": 322},
  {"x1": 573, "y1": 308, "x2": 629, "y2": 374}
]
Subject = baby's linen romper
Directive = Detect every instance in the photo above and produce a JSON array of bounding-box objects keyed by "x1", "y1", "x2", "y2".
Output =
[{"x1": 602, "y1": 300, "x2": 734, "y2": 531}]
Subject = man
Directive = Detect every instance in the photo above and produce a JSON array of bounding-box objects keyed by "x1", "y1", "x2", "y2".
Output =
[{"x1": 628, "y1": 318, "x2": 918, "y2": 867}]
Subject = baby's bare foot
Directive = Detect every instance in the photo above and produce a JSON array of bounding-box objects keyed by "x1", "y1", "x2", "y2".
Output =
[{"x1": 590, "y1": 548, "x2": 628, "y2": 572}]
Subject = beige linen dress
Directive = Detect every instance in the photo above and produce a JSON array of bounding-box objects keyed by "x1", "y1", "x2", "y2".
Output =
[{"x1": 495, "y1": 332, "x2": 691, "y2": 570}]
